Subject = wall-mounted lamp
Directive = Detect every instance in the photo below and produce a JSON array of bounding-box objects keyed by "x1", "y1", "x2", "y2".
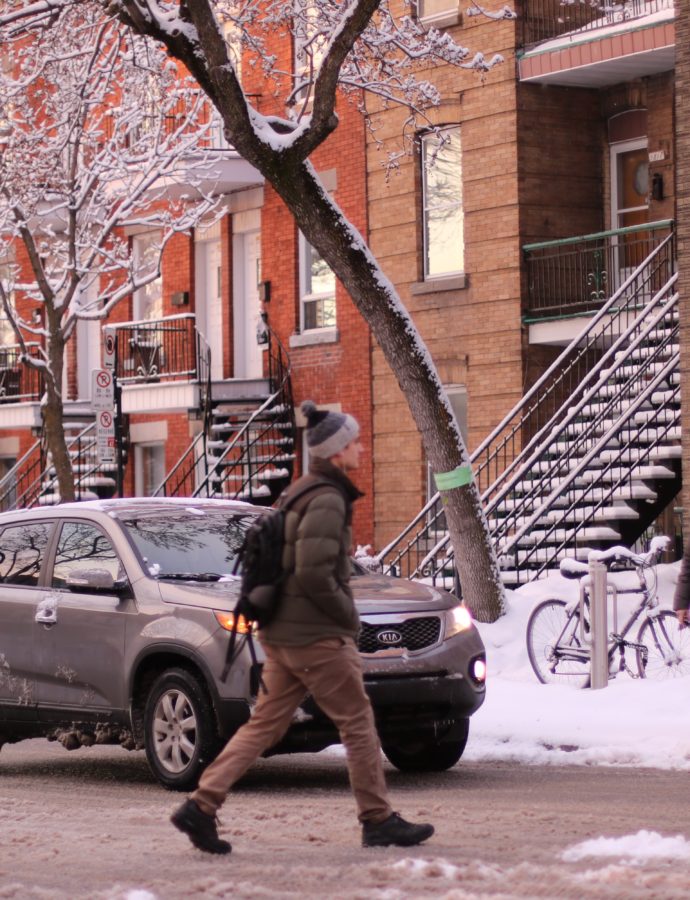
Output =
[
  {"x1": 258, "y1": 280, "x2": 271, "y2": 303},
  {"x1": 652, "y1": 172, "x2": 664, "y2": 201}
]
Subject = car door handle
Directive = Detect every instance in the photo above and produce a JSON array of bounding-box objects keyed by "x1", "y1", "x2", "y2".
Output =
[{"x1": 35, "y1": 597, "x2": 58, "y2": 625}]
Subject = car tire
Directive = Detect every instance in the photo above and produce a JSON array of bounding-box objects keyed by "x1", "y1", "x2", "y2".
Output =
[
  {"x1": 143, "y1": 667, "x2": 221, "y2": 791},
  {"x1": 382, "y1": 719, "x2": 469, "y2": 772}
]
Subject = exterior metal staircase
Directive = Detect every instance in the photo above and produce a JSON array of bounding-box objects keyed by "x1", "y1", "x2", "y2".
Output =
[
  {"x1": 155, "y1": 323, "x2": 296, "y2": 505},
  {"x1": 379, "y1": 232, "x2": 680, "y2": 589},
  {"x1": 0, "y1": 419, "x2": 119, "y2": 511}
]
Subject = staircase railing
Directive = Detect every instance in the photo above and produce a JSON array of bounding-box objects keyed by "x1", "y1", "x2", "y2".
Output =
[
  {"x1": 0, "y1": 438, "x2": 43, "y2": 511},
  {"x1": 151, "y1": 330, "x2": 213, "y2": 498},
  {"x1": 193, "y1": 323, "x2": 295, "y2": 501},
  {"x1": 379, "y1": 232, "x2": 676, "y2": 582}
]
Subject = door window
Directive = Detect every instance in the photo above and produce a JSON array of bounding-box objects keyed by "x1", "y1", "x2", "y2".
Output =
[
  {"x1": 0, "y1": 522, "x2": 52, "y2": 586},
  {"x1": 51, "y1": 522, "x2": 123, "y2": 587}
]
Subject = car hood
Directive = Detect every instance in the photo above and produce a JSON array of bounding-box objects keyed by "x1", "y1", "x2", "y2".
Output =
[
  {"x1": 352, "y1": 574, "x2": 457, "y2": 615},
  {"x1": 157, "y1": 573, "x2": 457, "y2": 616}
]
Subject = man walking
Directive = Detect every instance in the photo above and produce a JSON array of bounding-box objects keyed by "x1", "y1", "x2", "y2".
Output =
[{"x1": 171, "y1": 400, "x2": 434, "y2": 853}]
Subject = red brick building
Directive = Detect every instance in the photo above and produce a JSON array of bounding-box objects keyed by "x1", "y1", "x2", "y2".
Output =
[{"x1": 0, "y1": 0, "x2": 685, "y2": 578}]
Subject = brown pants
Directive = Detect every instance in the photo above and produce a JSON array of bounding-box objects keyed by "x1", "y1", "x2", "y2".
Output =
[{"x1": 192, "y1": 637, "x2": 393, "y2": 824}]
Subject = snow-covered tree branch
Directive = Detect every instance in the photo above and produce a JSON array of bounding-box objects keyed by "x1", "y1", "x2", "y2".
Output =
[
  {"x1": 0, "y1": 1, "x2": 220, "y2": 501},
  {"x1": 2, "y1": 0, "x2": 509, "y2": 620}
]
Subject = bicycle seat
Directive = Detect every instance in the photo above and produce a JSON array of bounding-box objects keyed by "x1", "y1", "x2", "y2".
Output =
[{"x1": 559, "y1": 558, "x2": 589, "y2": 579}]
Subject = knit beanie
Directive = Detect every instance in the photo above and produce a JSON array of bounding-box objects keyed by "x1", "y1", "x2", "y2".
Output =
[{"x1": 301, "y1": 400, "x2": 360, "y2": 459}]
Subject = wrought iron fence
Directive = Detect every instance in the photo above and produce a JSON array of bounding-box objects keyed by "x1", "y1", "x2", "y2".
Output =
[
  {"x1": 0, "y1": 343, "x2": 43, "y2": 403},
  {"x1": 109, "y1": 314, "x2": 205, "y2": 384},
  {"x1": 524, "y1": 220, "x2": 674, "y2": 319},
  {"x1": 521, "y1": 0, "x2": 673, "y2": 48}
]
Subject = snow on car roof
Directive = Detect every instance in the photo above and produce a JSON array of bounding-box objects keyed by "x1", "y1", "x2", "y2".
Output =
[{"x1": 0, "y1": 495, "x2": 261, "y2": 521}]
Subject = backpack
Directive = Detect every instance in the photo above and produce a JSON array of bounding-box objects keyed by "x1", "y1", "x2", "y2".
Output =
[{"x1": 220, "y1": 478, "x2": 334, "y2": 684}]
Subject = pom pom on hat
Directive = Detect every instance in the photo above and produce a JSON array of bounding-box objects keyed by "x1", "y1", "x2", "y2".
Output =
[{"x1": 300, "y1": 399, "x2": 360, "y2": 459}]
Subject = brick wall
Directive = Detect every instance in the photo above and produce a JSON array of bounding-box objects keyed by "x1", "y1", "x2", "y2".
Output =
[{"x1": 367, "y1": 8, "x2": 524, "y2": 549}]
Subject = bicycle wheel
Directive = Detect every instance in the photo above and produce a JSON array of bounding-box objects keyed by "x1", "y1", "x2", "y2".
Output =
[
  {"x1": 636, "y1": 611, "x2": 690, "y2": 679},
  {"x1": 526, "y1": 598, "x2": 591, "y2": 688}
]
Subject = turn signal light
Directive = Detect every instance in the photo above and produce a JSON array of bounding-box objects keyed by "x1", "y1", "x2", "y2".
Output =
[{"x1": 214, "y1": 610, "x2": 255, "y2": 634}]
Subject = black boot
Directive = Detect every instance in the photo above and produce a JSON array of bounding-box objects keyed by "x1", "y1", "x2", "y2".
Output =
[
  {"x1": 171, "y1": 799, "x2": 232, "y2": 855},
  {"x1": 362, "y1": 812, "x2": 434, "y2": 848}
]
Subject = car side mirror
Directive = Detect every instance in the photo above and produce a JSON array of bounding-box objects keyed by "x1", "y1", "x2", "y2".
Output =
[{"x1": 65, "y1": 568, "x2": 127, "y2": 593}]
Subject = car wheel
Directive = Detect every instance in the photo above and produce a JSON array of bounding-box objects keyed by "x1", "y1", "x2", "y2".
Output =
[
  {"x1": 382, "y1": 720, "x2": 469, "y2": 772},
  {"x1": 143, "y1": 667, "x2": 221, "y2": 791}
]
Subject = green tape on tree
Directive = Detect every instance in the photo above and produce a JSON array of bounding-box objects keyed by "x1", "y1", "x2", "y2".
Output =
[{"x1": 433, "y1": 466, "x2": 473, "y2": 491}]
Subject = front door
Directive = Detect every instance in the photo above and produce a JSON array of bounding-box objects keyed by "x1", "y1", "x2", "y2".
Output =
[
  {"x1": 195, "y1": 237, "x2": 224, "y2": 381},
  {"x1": 611, "y1": 138, "x2": 649, "y2": 287},
  {"x1": 34, "y1": 520, "x2": 128, "y2": 716},
  {"x1": 232, "y1": 229, "x2": 263, "y2": 379}
]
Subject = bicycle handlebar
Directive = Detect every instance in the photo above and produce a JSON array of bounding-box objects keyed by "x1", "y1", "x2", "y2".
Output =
[{"x1": 559, "y1": 536, "x2": 671, "y2": 579}]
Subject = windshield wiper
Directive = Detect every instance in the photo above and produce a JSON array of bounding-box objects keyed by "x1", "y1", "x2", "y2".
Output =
[{"x1": 154, "y1": 572, "x2": 223, "y2": 582}]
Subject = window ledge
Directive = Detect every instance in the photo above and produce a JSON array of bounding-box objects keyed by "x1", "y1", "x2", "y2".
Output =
[
  {"x1": 289, "y1": 327, "x2": 339, "y2": 348},
  {"x1": 419, "y1": 8, "x2": 462, "y2": 29},
  {"x1": 410, "y1": 274, "x2": 468, "y2": 295}
]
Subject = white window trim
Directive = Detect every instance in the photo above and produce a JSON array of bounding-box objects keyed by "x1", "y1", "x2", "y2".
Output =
[
  {"x1": 298, "y1": 232, "x2": 336, "y2": 333},
  {"x1": 417, "y1": 0, "x2": 461, "y2": 29},
  {"x1": 421, "y1": 126, "x2": 464, "y2": 281},
  {"x1": 132, "y1": 231, "x2": 163, "y2": 322}
]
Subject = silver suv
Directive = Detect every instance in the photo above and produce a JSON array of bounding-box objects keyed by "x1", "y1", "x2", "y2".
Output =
[{"x1": 0, "y1": 498, "x2": 486, "y2": 789}]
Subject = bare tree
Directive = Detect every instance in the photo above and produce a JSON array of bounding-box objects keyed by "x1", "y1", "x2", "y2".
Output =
[
  {"x1": 0, "y1": 2, "x2": 219, "y2": 502},
  {"x1": 0, "y1": 0, "x2": 512, "y2": 622}
]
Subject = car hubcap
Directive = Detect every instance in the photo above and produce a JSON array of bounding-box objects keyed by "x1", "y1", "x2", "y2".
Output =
[{"x1": 153, "y1": 688, "x2": 197, "y2": 773}]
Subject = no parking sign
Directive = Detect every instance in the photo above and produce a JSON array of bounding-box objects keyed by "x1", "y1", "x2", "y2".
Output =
[{"x1": 96, "y1": 409, "x2": 116, "y2": 463}]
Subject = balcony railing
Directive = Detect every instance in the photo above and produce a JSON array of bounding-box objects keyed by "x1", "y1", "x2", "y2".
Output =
[
  {"x1": 109, "y1": 314, "x2": 209, "y2": 385},
  {"x1": 0, "y1": 343, "x2": 43, "y2": 403},
  {"x1": 521, "y1": 0, "x2": 674, "y2": 48},
  {"x1": 523, "y1": 219, "x2": 674, "y2": 320}
]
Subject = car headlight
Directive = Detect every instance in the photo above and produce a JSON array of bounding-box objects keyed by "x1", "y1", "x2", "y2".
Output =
[
  {"x1": 214, "y1": 610, "x2": 256, "y2": 634},
  {"x1": 445, "y1": 604, "x2": 473, "y2": 638}
]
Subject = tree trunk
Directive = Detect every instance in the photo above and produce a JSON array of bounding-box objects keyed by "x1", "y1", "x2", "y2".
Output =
[
  {"x1": 276, "y1": 162, "x2": 505, "y2": 622},
  {"x1": 42, "y1": 332, "x2": 75, "y2": 504}
]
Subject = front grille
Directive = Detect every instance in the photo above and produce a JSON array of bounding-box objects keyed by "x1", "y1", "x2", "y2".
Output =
[{"x1": 358, "y1": 616, "x2": 441, "y2": 654}]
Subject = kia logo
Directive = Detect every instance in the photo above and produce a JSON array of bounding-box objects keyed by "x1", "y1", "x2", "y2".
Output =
[{"x1": 377, "y1": 629, "x2": 403, "y2": 646}]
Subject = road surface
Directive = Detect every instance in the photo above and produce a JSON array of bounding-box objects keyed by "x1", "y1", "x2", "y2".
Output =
[{"x1": 1, "y1": 739, "x2": 688, "y2": 899}]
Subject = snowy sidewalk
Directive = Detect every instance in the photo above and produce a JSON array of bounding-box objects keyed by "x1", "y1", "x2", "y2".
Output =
[{"x1": 467, "y1": 561, "x2": 690, "y2": 772}]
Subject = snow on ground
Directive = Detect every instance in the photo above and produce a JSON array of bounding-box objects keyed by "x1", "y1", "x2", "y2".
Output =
[{"x1": 464, "y1": 559, "x2": 690, "y2": 771}]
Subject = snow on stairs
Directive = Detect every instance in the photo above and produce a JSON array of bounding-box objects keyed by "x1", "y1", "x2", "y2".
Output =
[
  {"x1": 205, "y1": 391, "x2": 295, "y2": 506},
  {"x1": 495, "y1": 304, "x2": 680, "y2": 588},
  {"x1": 39, "y1": 415, "x2": 118, "y2": 505}
]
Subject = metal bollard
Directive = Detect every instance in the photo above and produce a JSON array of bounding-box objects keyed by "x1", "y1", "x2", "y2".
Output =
[{"x1": 588, "y1": 560, "x2": 609, "y2": 689}]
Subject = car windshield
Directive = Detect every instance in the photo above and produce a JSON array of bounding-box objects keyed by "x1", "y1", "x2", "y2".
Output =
[{"x1": 119, "y1": 509, "x2": 257, "y2": 579}]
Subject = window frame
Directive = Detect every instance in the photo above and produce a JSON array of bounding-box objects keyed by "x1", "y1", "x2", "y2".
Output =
[
  {"x1": 298, "y1": 232, "x2": 336, "y2": 332},
  {"x1": 421, "y1": 126, "x2": 464, "y2": 281},
  {"x1": 132, "y1": 231, "x2": 164, "y2": 323},
  {"x1": 416, "y1": 0, "x2": 461, "y2": 29},
  {"x1": 0, "y1": 520, "x2": 55, "y2": 587}
]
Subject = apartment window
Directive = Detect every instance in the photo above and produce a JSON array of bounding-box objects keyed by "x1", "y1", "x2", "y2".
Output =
[
  {"x1": 299, "y1": 234, "x2": 336, "y2": 331},
  {"x1": 132, "y1": 232, "x2": 163, "y2": 322},
  {"x1": 417, "y1": 0, "x2": 461, "y2": 28},
  {"x1": 134, "y1": 442, "x2": 166, "y2": 496},
  {"x1": 421, "y1": 127, "x2": 463, "y2": 279}
]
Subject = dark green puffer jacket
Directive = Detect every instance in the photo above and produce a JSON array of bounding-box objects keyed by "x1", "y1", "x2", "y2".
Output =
[{"x1": 259, "y1": 457, "x2": 363, "y2": 646}]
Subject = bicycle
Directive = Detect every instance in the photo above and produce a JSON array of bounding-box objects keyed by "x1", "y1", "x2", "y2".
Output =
[{"x1": 526, "y1": 537, "x2": 690, "y2": 688}]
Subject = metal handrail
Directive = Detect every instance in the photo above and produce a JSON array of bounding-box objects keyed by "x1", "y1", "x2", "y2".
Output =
[
  {"x1": 194, "y1": 322, "x2": 295, "y2": 501},
  {"x1": 0, "y1": 438, "x2": 43, "y2": 512},
  {"x1": 521, "y1": 0, "x2": 674, "y2": 49},
  {"x1": 378, "y1": 234, "x2": 676, "y2": 581},
  {"x1": 109, "y1": 313, "x2": 204, "y2": 385},
  {"x1": 524, "y1": 220, "x2": 674, "y2": 318},
  {"x1": 151, "y1": 329, "x2": 213, "y2": 498}
]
